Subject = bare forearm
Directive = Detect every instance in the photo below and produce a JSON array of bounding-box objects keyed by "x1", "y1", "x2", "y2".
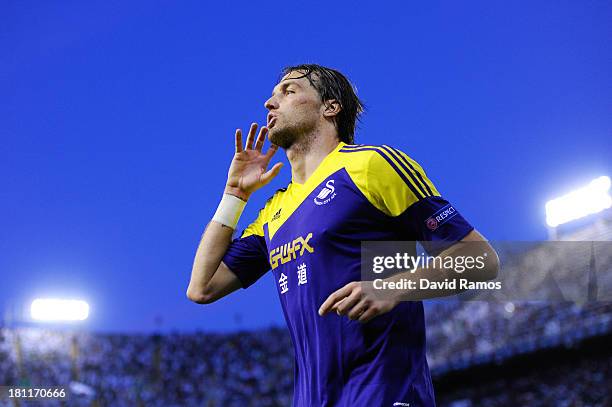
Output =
[
  {"x1": 382, "y1": 240, "x2": 499, "y2": 301},
  {"x1": 186, "y1": 123, "x2": 282, "y2": 303},
  {"x1": 320, "y1": 231, "x2": 500, "y2": 323},
  {"x1": 188, "y1": 221, "x2": 235, "y2": 294},
  {"x1": 381, "y1": 264, "x2": 468, "y2": 301}
]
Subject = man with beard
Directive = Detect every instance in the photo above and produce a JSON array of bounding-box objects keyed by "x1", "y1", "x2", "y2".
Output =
[{"x1": 187, "y1": 64, "x2": 499, "y2": 406}]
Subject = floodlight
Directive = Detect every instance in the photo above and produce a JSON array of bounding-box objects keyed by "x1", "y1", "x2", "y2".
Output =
[
  {"x1": 30, "y1": 298, "x2": 90, "y2": 322},
  {"x1": 546, "y1": 176, "x2": 611, "y2": 227}
]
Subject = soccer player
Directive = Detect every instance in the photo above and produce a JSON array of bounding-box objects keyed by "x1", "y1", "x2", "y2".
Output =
[{"x1": 187, "y1": 64, "x2": 499, "y2": 406}]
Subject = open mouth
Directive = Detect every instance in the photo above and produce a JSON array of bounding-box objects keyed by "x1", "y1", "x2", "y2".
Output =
[{"x1": 268, "y1": 117, "x2": 277, "y2": 128}]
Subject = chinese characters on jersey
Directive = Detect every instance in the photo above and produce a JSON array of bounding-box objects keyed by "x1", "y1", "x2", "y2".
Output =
[{"x1": 278, "y1": 262, "x2": 309, "y2": 294}]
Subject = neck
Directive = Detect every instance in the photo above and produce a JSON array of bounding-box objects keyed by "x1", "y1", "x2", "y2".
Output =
[{"x1": 286, "y1": 129, "x2": 340, "y2": 185}]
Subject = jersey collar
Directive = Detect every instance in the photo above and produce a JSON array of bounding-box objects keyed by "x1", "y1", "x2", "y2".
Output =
[{"x1": 290, "y1": 141, "x2": 346, "y2": 189}]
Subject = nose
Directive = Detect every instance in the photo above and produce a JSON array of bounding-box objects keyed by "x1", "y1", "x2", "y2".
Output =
[{"x1": 264, "y1": 95, "x2": 278, "y2": 111}]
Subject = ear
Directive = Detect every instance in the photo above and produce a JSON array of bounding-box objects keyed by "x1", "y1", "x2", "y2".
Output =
[{"x1": 322, "y1": 100, "x2": 342, "y2": 118}]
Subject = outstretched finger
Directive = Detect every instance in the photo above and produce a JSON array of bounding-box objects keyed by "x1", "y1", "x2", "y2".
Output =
[
  {"x1": 254, "y1": 126, "x2": 268, "y2": 152},
  {"x1": 334, "y1": 291, "x2": 361, "y2": 316},
  {"x1": 260, "y1": 162, "x2": 283, "y2": 186},
  {"x1": 319, "y1": 284, "x2": 353, "y2": 316},
  {"x1": 235, "y1": 129, "x2": 243, "y2": 153},
  {"x1": 245, "y1": 122, "x2": 258, "y2": 149},
  {"x1": 265, "y1": 144, "x2": 279, "y2": 160}
]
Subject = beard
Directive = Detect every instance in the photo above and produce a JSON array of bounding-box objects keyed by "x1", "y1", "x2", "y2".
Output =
[
  {"x1": 268, "y1": 125, "x2": 298, "y2": 149},
  {"x1": 268, "y1": 118, "x2": 315, "y2": 150}
]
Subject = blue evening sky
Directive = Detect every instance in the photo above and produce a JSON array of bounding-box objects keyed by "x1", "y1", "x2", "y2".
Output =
[{"x1": 2, "y1": 1, "x2": 611, "y2": 332}]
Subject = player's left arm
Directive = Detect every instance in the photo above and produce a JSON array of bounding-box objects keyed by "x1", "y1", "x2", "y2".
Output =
[
  {"x1": 319, "y1": 229, "x2": 499, "y2": 323},
  {"x1": 319, "y1": 145, "x2": 499, "y2": 322}
]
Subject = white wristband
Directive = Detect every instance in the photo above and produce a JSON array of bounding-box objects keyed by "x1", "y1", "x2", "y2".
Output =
[{"x1": 212, "y1": 193, "x2": 247, "y2": 229}]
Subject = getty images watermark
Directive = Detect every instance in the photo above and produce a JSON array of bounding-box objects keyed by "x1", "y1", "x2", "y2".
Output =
[
  {"x1": 370, "y1": 250, "x2": 501, "y2": 291},
  {"x1": 361, "y1": 241, "x2": 612, "y2": 302}
]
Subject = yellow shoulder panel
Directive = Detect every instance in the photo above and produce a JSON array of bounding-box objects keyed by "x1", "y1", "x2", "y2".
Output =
[
  {"x1": 342, "y1": 144, "x2": 440, "y2": 217},
  {"x1": 243, "y1": 143, "x2": 439, "y2": 238},
  {"x1": 241, "y1": 188, "x2": 285, "y2": 238}
]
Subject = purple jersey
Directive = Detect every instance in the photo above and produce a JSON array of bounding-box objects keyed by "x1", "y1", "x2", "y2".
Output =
[{"x1": 223, "y1": 143, "x2": 473, "y2": 406}]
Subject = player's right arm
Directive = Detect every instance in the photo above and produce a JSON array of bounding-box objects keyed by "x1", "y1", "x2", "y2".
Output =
[{"x1": 186, "y1": 123, "x2": 282, "y2": 304}]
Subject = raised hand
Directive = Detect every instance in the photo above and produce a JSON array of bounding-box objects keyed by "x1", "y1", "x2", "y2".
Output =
[{"x1": 224, "y1": 123, "x2": 283, "y2": 201}]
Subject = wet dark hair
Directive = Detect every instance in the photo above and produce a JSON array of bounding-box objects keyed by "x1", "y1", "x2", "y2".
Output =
[{"x1": 281, "y1": 64, "x2": 365, "y2": 144}]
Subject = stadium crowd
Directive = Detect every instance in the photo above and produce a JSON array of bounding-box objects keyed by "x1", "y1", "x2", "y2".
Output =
[
  {"x1": 425, "y1": 301, "x2": 612, "y2": 372},
  {"x1": 0, "y1": 326, "x2": 294, "y2": 406},
  {"x1": 438, "y1": 352, "x2": 611, "y2": 407},
  {"x1": 1, "y1": 300, "x2": 610, "y2": 406}
]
